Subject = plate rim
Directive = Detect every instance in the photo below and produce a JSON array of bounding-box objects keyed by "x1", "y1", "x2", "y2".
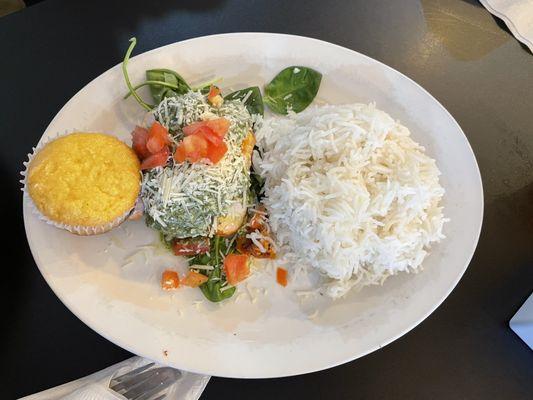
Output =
[{"x1": 23, "y1": 32, "x2": 484, "y2": 378}]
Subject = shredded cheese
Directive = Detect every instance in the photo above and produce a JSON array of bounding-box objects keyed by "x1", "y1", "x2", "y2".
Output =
[{"x1": 142, "y1": 91, "x2": 253, "y2": 238}]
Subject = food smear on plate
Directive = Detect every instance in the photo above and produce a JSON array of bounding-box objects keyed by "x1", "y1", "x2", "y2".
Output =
[
  {"x1": 254, "y1": 103, "x2": 447, "y2": 298},
  {"x1": 24, "y1": 132, "x2": 140, "y2": 235},
  {"x1": 121, "y1": 37, "x2": 326, "y2": 302}
]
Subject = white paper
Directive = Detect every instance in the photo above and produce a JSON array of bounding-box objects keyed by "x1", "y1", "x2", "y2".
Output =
[
  {"x1": 510, "y1": 292, "x2": 533, "y2": 350},
  {"x1": 480, "y1": 0, "x2": 533, "y2": 52},
  {"x1": 19, "y1": 357, "x2": 210, "y2": 400}
]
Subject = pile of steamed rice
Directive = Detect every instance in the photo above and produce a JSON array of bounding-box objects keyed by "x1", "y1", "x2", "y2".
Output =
[{"x1": 254, "y1": 103, "x2": 446, "y2": 298}]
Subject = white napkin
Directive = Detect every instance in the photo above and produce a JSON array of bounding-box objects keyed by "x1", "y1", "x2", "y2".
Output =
[
  {"x1": 19, "y1": 357, "x2": 210, "y2": 400},
  {"x1": 479, "y1": 0, "x2": 533, "y2": 52}
]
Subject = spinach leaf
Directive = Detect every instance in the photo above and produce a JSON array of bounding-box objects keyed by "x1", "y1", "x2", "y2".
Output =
[
  {"x1": 200, "y1": 265, "x2": 236, "y2": 302},
  {"x1": 145, "y1": 68, "x2": 190, "y2": 103},
  {"x1": 199, "y1": 86, "x2": 211, "y2": 95},
  {"x1": 225, "y1": 86, "x2": 264, "y2": 117},
  {"x1": 264, "y1": 66, "x2": 322, "y2": 114},
  {"x1": 193, "y1": 236, "x2": 237, "y2": 302},
  {"x1": 250, "y1": 171, "x2": 265, "y2": 202}
]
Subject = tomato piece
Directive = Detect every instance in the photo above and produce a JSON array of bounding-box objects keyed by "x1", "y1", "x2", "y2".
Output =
[
  {"x1": 182, "y1": 271, "x2": 209, "y2": 287},
  {"x1": 206, "y1": 141, "x2": 228, "y2": 164},
  {"x1": 223, "y1": 254, "x2": 250, "y2": 286},
  {"x1": 195, "y1": 126, "x2": 223, "y2": 146},
  {"x1": 207, "y1": 86, "x2": 223, "y2": 107},
  {"x1": 174, "y1": 133, "x2": 226, "y2": 164},
  {"x1": 146, "y1": 135, "x2": 166, "y2": 154},
  {"x1": 207, "y1": 85, "x2": 221, "y2": 100},
  {"x1": 205, "y1": 118, "x2": 230, "y2": 138},
  {"x1": 150, "y1": 121, "x2": 171, "y2": 144},
  {"x1": 173, "y1": 144, "x2": 187, "y2": 163},
  {"x1": 131, "y1": 126, "x2": 150, "y2": 160},
  {"x1": 182, "y1": 134, "x2": 208, "y2": 162},
  {"x1": 183, "y1": 118, "x2": 230, "y2": 139},
  {"x1": 140, "y1": 147, "x2": 169, "y2": 170},
  {"x1": 174, "y1": 134, "x2": 209, "y2": 163},
  {"x1": 161, "y1": 270, "x2": 180, "y2": 290},
  {"x1": 276, "y1": 267, "x2": 288, "y2": 287},
  {"x1": 146, "y1": 122, "x2": 171, "y2": 154},
  {"x1": 172, "y1": 237, "x2": 210, "y2": 256},
  {"x1": 182, "y1": 121, "x2": 203, "y2": 136}
]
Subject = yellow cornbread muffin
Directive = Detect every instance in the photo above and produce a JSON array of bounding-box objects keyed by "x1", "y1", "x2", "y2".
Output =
[{"x1": 27, "y1": 132, "x2": 141, "y2": 235}]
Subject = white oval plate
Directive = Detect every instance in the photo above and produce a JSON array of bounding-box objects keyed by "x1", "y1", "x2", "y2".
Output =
[{"x1": 23, "y1": 33, "x2": 483, "y2": 378}]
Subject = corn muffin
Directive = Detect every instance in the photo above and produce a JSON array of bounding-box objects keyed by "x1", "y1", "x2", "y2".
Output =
[{"x1": 27, "y1": 132, "x2": 141, "y2": 235}]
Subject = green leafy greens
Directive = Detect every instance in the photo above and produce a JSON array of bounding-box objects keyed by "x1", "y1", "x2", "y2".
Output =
[
  {"x1": 225, "y1": 86, "x2": 264, "y2": 117},
  {"x1": 145, "y1": 69, "x2": 190, "y2": 103},
  {"x1": 192, "y1": 236, "x2": 236, "y2": 302},
  {"x1": 250, "y1": 171, "x2": 265, "y2": 202},
  {"x1": 122, "y1": 38, "x2": 153, "y2": 111},
  {"x1": 122, "y1": 38, "x2": 192, "y2": 108},
  {"x1": 264, "y1": 66, "x2": 322, "y2": 114}
]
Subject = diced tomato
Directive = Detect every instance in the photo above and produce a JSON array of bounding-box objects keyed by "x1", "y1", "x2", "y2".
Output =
[
  {"x1": 131, "y1": 126, "x2": 150, "y2": 160},
  {"x1": 205, "y1": 118, "x2": 230, "y2": 138},
  {"x1": 182, "y1": 121, "x2": 203, "y2": 136},
  {"x1": 161, "y1": 270, "x2": 180, "y2": 290},
  {"x1": 150, "y1": 121, "x2": 171, "y2": 144},
  {"x1": 223, "y1": 254, "x2": 250, "y2": 286},
  {"x1": 183, "y1": 134, "x2": 208, "y2": 162},
  {"x1": 207, "y1": 85, "x2": 221, "y2": 100},
  {"x1": 140, "y1": 146, "x2": 169, "y2": 170},
  {"x1": 207, "y1": 86, "x2": 223, "y2": 107},
  {"x1": 194, "y1": 126, "x2": 223, "y2": 146},
  {"x1": 172, "y1": 237, "x2": 210, "y2": 256},
  {"x1": 276, "y1": 267, "x2": 288, "y2": 287},
  {"x1": 174, "y1": 134, "x2": 209, "y2": 163},
  {"x1": 174, "y1": 132, "x2": 227, "y2": 165},
  {"x1": 182, "y1": 270, "x2": 209, "y2": 287},
  {"x1": 183, "y1": 118, "x2": 230, "y2": 139},
  {"x1": 206, "y1": 141, "x2": 227, "y2": 164},
  {"x1": 146, "y1": 122, "x2": 171, "y2": 154},
  {"x1": 173, "y1": 144, "x2": 186, "y2": 163}
]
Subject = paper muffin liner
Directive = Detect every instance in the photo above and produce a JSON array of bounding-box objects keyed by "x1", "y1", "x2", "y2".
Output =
[{"x1": 21, "y1": 129, "x2": 138, "y2": 236}]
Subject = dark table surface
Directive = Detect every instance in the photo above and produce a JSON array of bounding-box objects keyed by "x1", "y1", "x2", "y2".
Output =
[{"x1": 3, "y1": 0, "x2": 533, "y2": 398}]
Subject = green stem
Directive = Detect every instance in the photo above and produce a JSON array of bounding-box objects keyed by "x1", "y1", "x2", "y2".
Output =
[
  {"x1": 214, "y1": 236, "x2": 221, "y2": 267},
  {"x1": 123, "y1": 80, "x2": 180, "y2": 100},
  {"x1": 122, "y1": 38, "x2": 152, "y2": 111},
  {"x1": 192, "y1": 76, "x2": 222, "y2": 91}
]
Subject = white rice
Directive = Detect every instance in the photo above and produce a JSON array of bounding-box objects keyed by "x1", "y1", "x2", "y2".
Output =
[{"x1": 254, "y1": 103, "x2": 446, "y2": 298}]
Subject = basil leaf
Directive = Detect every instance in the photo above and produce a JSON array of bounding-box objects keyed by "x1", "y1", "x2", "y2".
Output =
[
  {"x1": 145, "y1": 68, "x2": 190, "y2": 103},
  {"x1": 264, "y1": 66, "x2": 322, "y2": 114},
  {"x1": 225, "y1": 86, "x2": 264, "y2": 117}
]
